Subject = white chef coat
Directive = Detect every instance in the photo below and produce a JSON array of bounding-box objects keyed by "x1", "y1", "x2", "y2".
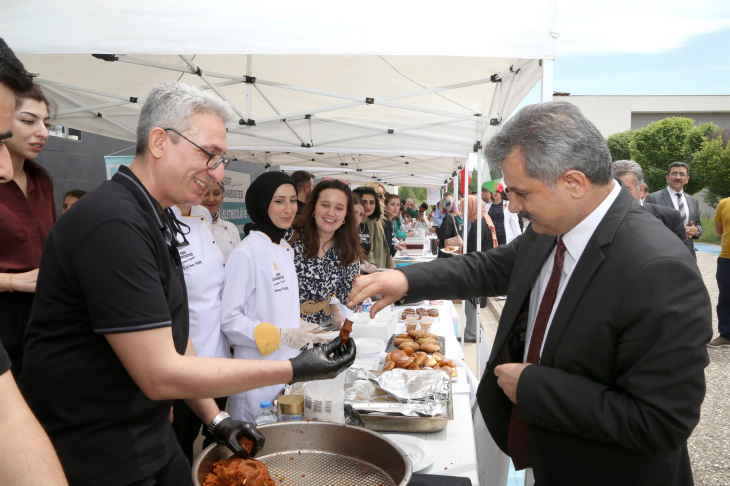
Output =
[
  {"x1": 220, "y1": 230, "x2": 301, "y2": 422},
  {"x1": 213, "y1": 218, "x2": 242, "y2": 262},
  {"x1": 171, "y1": 206, "x2": 230, "y2": 360}
]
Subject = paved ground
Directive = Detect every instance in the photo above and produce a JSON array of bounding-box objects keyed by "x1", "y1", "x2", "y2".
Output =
[{"x1": 459, "y1": 249, "x2": 730, "y2": 485}]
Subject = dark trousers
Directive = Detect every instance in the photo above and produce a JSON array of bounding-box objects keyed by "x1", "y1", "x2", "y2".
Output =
[
  {"x1": 717, "y1": 257, "x2": 730, "y2": 339},
  {"x1": 0, "y1": 292, "x2": 34, "y2": 380},
  {"x1": 172, "y1": 396, "x2": 228, "y2": 465},
  {"x1": 126, "y1": 445, "x2": 191, "y2": 486}
]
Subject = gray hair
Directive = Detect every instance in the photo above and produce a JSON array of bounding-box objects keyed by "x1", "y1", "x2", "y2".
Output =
[
  {"x1": 484, "y1": 102, "x2": 612, "y2": 187},
  {"x1": 611, "y1": 160, "x2": 644, "y2": 192},
  {"x1": 135, "y1": 81, "x2": 236, "y2": 156}
]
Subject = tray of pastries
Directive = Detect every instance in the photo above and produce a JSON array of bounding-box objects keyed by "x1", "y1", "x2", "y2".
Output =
[{"x1": 379, "y1": 350, "x2": 459, "y2": 381}]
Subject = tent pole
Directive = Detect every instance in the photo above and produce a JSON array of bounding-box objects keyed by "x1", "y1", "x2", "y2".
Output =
[
  {"x1": 56, "y1": 100, "x2": 132, "y2": 116},
  {"x1": 36, "y1": 79, "x2": 145, "y2": 103},
  {"x1": 497, "y1": 70, "x2": 519, "y2": 122},
  {"x1": 41, "y1": 84, "x2": 136, "y2": 137},
  {"x1": 179, "y1": 55, "x2": 248, "y2": 123},
  {"x1": 376, "y1": 102, "x2": 486, "y2": 122},
  {"x1": 252, "y1": 84, "x2": 307, "y2": 144},
  {"x1": 475, "y1": 152, "x2": 485, "y2": 377},
  {"x1": 541, "y1": 59, "x2": 554, "y2": 102},
  {"x1": 245, "y1": 55, "x2": 252, "y2": 121},
  {"x1": 378, "y1": 77, "x2": 494, "y2": 102}
]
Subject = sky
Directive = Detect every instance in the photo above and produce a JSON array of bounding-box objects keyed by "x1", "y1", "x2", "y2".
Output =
[{"x1": 515, "y1": 0, "x2": 730, "y2": 109}]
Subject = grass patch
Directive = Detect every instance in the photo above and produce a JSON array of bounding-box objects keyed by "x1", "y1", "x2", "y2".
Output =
[{"x1": 698, "y1": 213, "x2": 721, "y2": 245}]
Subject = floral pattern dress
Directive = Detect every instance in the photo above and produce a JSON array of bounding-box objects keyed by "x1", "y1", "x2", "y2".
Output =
[{"x1": 287, "y1": 229, "x2": 360, "y2": 326}]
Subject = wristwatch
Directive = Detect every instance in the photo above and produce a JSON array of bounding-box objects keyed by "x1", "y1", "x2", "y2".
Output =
[{"x1": 207, "y1": 411, "x2": 230, "y2": 434}]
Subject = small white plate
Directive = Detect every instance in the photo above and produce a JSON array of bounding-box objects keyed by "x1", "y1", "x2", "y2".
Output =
[
  {"x1": 384, "y1": 434, "x2": 435, "y2": 472},
  {"x1": 353, "y1": 337, "x2": 386, "y2": 355}
]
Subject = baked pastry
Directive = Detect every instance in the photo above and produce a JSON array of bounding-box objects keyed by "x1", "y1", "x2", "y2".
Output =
[
  {"x1": 416, "y1": 337, "x2": 438, "y2": 345},
  {"x1": 407, "y1": 363, "x2": 420, "y2": 370},
  {"x1": 394, "y1": 337, "x2": 414, "y2": 346},
  {"x1": 387, "y1": 350, "x2": 407, "y2": 362},
  {"x1": 407, "y1": 329, "x2": 428, "y2": 339},
  {"x1": 399, "y1": 342, "x2": 420, "y2": 351},
  {"x1": 424, "y1": 357, "x2": 438, "y2": 368},
  {"x1": 412, "y1": 353, "x2": 428, "y2": 367},
  {"x1": 433, "y1": 352, "x2": 445, "y2": 361},
  {"x1": 382, "y1": 361, "x2": 396, "y2": 371},
  {"x1": 402, "y1": 346, "x2": 415, "y2": 356},
  {"x1": 439, "y1": 358, "x2": 457, "y2": 369},
  {"x1": 419, "y1": 343, "x2": 441, "y2": 353},
  {"x1": 395, "y1": 356, "x2": 415, "y2": 368},
  {"x1": 396, "y1": 333, "x2": 411, "y2": 339}
]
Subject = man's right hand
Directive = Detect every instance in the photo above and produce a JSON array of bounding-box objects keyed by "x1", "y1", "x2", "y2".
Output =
[
  {"x1": 289, "y1": 336, "x2": 356, "y2": 384},
  {"x1": 347, "y1": 270, "x2": 409, "y2": 318}
]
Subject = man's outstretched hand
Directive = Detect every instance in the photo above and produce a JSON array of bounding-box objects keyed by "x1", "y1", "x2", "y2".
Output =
[{"x1": 346, "y1": 271, "x2": 410, "y2": 318}]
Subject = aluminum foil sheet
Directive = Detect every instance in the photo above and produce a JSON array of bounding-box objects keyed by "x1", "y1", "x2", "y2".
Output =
[{"x1": 344, "y1": 368, "x2": 449, "y2": 417}]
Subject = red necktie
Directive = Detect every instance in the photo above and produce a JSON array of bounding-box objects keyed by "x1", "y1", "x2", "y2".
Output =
[{"x1": 508, "y1": 236, "x2": 567, "y2": 470}]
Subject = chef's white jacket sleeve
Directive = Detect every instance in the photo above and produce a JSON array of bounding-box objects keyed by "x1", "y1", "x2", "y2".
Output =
[{"x1": 220, "y1": 248, "x2": 263, "y2": 348}]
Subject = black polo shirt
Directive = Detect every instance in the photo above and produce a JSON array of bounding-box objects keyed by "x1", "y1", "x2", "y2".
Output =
[
  {"x1": 0, "y1": 341, "x2": 10, "y2": 376},
  {"x1": 20, "y1": 166, "x2": 189, "y2": 486}
]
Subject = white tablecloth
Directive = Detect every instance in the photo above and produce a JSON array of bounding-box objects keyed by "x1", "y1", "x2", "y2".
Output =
[{"x1": 362, "y1": 300, "x2": 481, "y2": 483}]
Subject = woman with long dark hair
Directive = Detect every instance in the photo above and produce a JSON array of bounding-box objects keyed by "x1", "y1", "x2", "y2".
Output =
[
  {"x1": 352, "y1": 194, "x2": 378, "y2": 274},
  {"x1": 353, "y1": 186, "x2": 389, "y2": 269},
  {"x1": 289, "y1": 179, "x2": 364, "y2": 329},
  {"x1": 0, "y1": 84, "x2": 56, "y2": 378},
  {"x1": 486, "y1": 184, "x2": 521, "y2": 245}
]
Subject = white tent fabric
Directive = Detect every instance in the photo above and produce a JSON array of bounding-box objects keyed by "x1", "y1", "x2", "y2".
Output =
[{"x1": 3, "y1": 0, "x2": 557, "y2": 187}]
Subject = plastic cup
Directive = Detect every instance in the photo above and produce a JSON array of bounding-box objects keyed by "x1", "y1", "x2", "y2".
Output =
[{"x1": 420, "y1": 316, "x2": 434, "y2": 332}]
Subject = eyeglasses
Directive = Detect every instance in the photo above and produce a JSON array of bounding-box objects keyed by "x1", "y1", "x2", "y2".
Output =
[
  {"x1": 164, "y1": 128, "x2": 231, "y2": 171},
  {"x1": 669, "y1": 171, "x2": 688, "y2": 178},
  {"x1": 321, "y1": 177, "x2": 351, "y2": 186}
]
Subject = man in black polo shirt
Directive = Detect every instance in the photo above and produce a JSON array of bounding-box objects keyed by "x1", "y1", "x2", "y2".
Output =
[{"x1": 21, "y1": 81, "x2": 355, "y2": 486}]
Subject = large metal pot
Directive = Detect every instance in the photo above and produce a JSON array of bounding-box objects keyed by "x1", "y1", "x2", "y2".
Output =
[{"x1": 193, "y1": 421, "x2": 412, "y2": 486}]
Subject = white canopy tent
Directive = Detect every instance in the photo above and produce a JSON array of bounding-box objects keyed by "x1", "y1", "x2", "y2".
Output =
[{"x1": 3, "y1": 0, "x2": 557, "y2": 188}]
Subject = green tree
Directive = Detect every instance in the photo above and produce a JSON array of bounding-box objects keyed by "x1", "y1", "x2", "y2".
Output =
[
  {"x1": 469, "y1": 169, "x2": 478, "y2": 194},
  {"x1": 629, "y1": 117, "x2": 705, "y2": 195},
  {"x1": 606, "y1": 130, "x2": 634, "y2": 162},
  {"x1": 397, "y1": 186, "x2": 428, "y2": 206},
  {"x1": 692, "y1": 134, "x2": 730, "y2": 203}
]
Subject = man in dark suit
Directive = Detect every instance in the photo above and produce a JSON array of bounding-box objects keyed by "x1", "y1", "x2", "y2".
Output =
[
  {"x1": 611, "y1": 160, "x2": 687, "y2": 244},
  {"x1": 644, "y1": 162, "x2": 702, "y2": 256},
  {"x1": 348, "y1": 102, "x2": 711, "y2": 486}
]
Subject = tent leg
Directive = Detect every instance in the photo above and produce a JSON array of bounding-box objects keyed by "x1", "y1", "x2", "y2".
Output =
[{"x1": 541, "y1": 60, "x2": 554, "y2": 102}]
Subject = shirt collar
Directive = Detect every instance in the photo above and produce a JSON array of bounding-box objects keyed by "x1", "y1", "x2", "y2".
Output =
[
  {"x1": 561, "y1": 180, "x2": 621, "y2": 263},
  {"x1": 666, "y1": 185, "x2": 684, "y2": 197},
  {"x1": 112, "y1": 165, "x2": 165, "y2": 231}
]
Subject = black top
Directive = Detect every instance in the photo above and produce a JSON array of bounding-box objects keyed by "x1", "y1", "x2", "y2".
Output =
[
  {"x1": 21, "y1": 166, "x2": 189, "y2": 486},
  {"x1": 296, "y1": 199, "x2": 306, "y2": 216},
  {"x1": 383, "y1": 219, "x2": 397, "y2": 257},
  {"x1": 488, "y1": 202, "x2": 506, "y2": 245},
  {"x1": 0, "y1": 340, "x2": 10, "y2": 376},
  {"x1": 466, "y1": 218, "x2": 495, "y2": 254},
  {"x1": 358, "y1": 222, "x2": 372, "y2": 255},
  {"x1": 436, "y1": 213, "x2": 459, "y2": 249}
]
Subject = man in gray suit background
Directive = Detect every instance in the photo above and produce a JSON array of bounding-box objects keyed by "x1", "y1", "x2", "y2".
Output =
[
  {"x1": 644, "y1": 161, "x2": 702, "y2": 256},
  {"x1": 611, "y1": 160, "x2": 687, "y2": 245}
]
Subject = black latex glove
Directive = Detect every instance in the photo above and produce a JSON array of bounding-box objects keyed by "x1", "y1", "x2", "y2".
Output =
[
  {"x1": 289, "y1": 335, "x2": 356, "y2": 384},
  {"x1": 212, "y1": 418, "x2": 265, "y2": 459}
]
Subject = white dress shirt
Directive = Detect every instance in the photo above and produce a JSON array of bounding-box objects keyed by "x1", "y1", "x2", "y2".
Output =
[
  {"x1": 524, "y1": 180, "x2": 621, "y2": 361},
  {"x1": 666, "y1": 186, "x2": 689, "y2": 225}
]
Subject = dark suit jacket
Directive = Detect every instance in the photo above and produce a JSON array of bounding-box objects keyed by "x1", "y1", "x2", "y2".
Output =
[
  {"x1": 644, "y1": 188, "x2": 702, "y2": 255},
  {"x1": 643, "y1": 202, "x2": 687, "y2": 244},
  {"x1": 400, "y1": 189, "x2": 711, "y2": 486}
]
